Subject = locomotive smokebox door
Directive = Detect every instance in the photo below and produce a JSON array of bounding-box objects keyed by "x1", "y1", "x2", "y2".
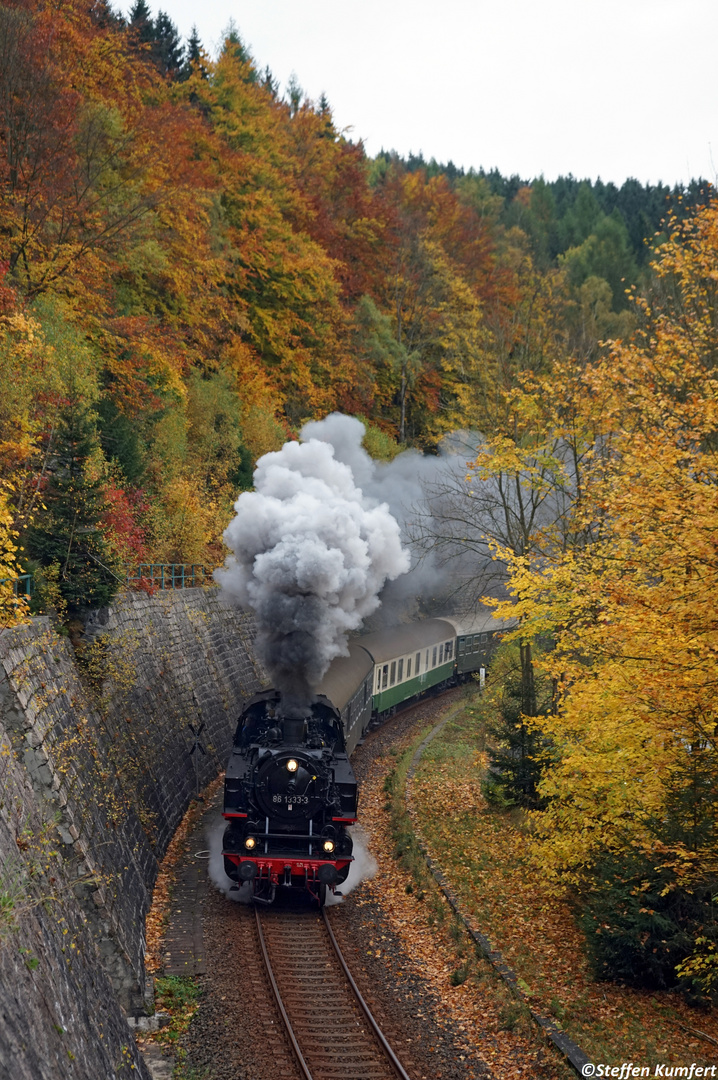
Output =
[{"x1": 254, "y1": 752, "x2": 327, "y2": 822}]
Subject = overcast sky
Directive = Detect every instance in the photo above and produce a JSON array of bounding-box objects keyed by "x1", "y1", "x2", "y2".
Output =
[{"x1": 118, "y1": 0, "x2": 718, "y2": 188}]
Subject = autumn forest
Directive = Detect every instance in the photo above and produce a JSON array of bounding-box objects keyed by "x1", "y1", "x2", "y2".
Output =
[{"x1": 2, "y1": 0, "x2": 718, "y2": 1004}]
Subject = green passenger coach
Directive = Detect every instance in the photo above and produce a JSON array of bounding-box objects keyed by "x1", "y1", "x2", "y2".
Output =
[
  {"x1": 439, "y1": 614, "x2": 513, "y2": 677},
  {"x1": 316, "y1": 615, "x2": 517, "y2": 737},
  {"x1": 358, "y1": 619, "x2": 458, "y2": 716},
  {"x1": 316, "y1": 643, "x2": 374, "y2": 755}
]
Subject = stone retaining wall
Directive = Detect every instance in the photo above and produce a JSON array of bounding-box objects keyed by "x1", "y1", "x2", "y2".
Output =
[{"x1": 0, "y1": 586, "x2": 265, "y2": 1080}]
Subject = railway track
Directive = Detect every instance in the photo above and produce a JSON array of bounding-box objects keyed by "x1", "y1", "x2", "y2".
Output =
[{"x1": 254, "y1": 904, "x2": 412, "y2": 1080}]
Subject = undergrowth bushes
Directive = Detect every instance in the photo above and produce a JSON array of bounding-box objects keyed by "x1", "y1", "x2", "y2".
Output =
[{"x1": 579, "y1": 850, "x2": 718, "y2": 998}]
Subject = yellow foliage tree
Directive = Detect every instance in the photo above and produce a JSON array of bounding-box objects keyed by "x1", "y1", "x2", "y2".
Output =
[
  {"x1": 0, "y1": 483, "x2": 28, "y2": 628},
  {"x1": 489, "y1": 199, "x2": 718, "y2": 989}
]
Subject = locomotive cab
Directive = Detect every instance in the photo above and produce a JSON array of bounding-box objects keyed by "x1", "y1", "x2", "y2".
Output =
[{"x1": 222, "y1": 690, "x2": 357, "y2": 904}]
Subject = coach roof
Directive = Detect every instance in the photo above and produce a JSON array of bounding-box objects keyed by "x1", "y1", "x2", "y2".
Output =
[
  {"x1": 357, "y1": 619, "x2": 457, "y2": 665},
  {"x1": 317, "y1": 643, "x2": 374, "y2": 711},
  {"x1": 440, "y1": 613, "x2": 517, "y2": 638}
]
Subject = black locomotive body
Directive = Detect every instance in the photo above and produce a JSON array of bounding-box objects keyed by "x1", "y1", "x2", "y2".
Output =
[
  {"x1": 222, "y1": 689, "x2": 358, "y2": 904},
  {"x1": 221, "y1": 620, "x2": 511, "y2": 905}
]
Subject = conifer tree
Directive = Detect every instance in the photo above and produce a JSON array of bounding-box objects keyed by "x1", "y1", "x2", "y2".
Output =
[
  {"x1": 186, "y1": 25, "x2": 201, "y2": 65},
  {"x1": 179, "y1": 25, "x2": 203, "y2": 80},
  {"x1": 286, "y1": 73, "x2": 303, "y2": 116},
  {"x1": 24, "y1": 400, "x2": 121, "y2": 616},
  {"x1": 317, "y1": 93, "x2": 335, "y2": 138},
  {"x1": 482, "y1": 642, "x2": 551, "y2": 808},
  {"x1": 153, "y1": 11, "x2": 184, "y2": 78},
  {"x1": 90, "y1": 1, "x2": 125, "y2": 29},
  {"x1": 129, "y1": 0, "x2": 154, "y2": 44},
  {"x1": 179, "y1": 26, "x2": 211, "y2": 85},
  {"x1": 262, "y1": 65, "x2": 278, "y2": 97}
]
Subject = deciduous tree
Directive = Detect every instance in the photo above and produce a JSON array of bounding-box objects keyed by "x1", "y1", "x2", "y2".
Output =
[{"x1": 489, "y1": 198, "x2": 718, "y2": 991}]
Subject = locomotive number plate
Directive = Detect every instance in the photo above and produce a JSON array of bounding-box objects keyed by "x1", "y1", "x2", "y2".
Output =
[{"x1": 273, "y1": 795, "x2": 309, "y2": 805}]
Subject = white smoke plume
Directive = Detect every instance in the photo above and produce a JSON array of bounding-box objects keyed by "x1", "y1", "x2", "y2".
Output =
[
  {"x1": 216, "y1": 419, "x2": 411, "y2": 709},
  {"x1": 325, "y1": 825, "x2": 378, "y2": 905},
  {"x1": 207, "y1": 816, "x2": 250, "y2": 902},
  {"x1": 301, "y1": 415, "x2": 496, "y2": 618}
]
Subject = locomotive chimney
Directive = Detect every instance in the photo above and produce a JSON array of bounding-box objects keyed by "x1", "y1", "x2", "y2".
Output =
[{"x1": 281, "y1": 713, "x2": 306, "y2": 744}]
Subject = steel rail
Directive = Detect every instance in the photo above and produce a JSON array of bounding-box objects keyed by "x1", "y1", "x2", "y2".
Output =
[
  {"x1": 254, "y1": 906, "x2": 314, "y2": 1080},
  {"x1": 255, "y1": 904, "x2": 412, "y2": 1080},
  {"x1": 321, "y1": 908, "x2": 412, "y2": 1080}
]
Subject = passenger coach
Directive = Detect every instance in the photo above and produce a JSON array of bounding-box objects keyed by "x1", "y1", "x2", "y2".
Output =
[
  {"x1": 360, "y1": 619, "x2": 456, "y2": 716},
  {"x1": 316, "y1": 613, "x2": 515, "y2": 724}
]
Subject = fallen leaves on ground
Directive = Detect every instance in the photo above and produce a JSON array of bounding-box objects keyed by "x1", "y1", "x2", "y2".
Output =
[
  {"x1": 406, "y1": 698, "x2": 718, "y2": 1068},
  {"x1": 144, "y1": 777, "x2": 223, "y2": 974}
]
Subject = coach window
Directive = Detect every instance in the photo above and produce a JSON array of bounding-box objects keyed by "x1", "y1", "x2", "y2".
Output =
[
  {"x1": 458, "y1": 639, "x2": 465, "y2": 655},
  {"x1": 474, "y1": 635, "x2": 480, "y2": 653},
  {"x1": 445, "y1": 640, "x2": 453, "y2": 660},
  {"x1": 382, "y1": 664, "x2": 388, "y2": 689},
  {"x1": 376, "y1": 669, "x2": 381, "y2": 692},
  {"x1": 398, "y1": 658, "x2": 404, "y2": 681},
  {"x1": 390, "y1": 661, "x2": 396, "y2": 685},
  {"x1": 432, "y1": 645, "x2": 437, "y2": 667},
  {"x1": 416, "y1": 652, "x2": 421, "y2": 673},
  {"x1": 438, "y1": 643, "x2": 443, "y2": 663},
  {"x1": 406, "y1": 657, "x2": 412, "y2": 678}
]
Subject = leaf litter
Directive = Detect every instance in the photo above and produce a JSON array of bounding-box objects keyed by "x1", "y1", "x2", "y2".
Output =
[{"x1": 407, "y1": 694, "x2": 718, "y2": 1069}]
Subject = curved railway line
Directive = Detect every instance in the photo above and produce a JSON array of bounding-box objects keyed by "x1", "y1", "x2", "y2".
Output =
[{"x1": 254, "y1": 904, "x2": 412, "y2": 1080}]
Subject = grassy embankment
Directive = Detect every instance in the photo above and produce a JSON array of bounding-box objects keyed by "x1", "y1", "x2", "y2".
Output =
[{"x1": 393, "y1": 692, "x2": 718, "y2": 1068}]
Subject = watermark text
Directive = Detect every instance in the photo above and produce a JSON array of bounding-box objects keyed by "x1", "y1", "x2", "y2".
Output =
[{"x1": 581, "y1": 1065, "x2": 717, "y2": 1079}]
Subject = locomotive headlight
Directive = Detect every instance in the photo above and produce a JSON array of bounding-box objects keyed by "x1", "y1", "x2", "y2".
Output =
[
  {"x1": 286, "y1": 759, "x2": 298, "y2": 773},
  {"x1": 323, "y1": 839, "x2": 335, "y2": 853},
  {"x1": 244, "y1": 836, "x2": 256, "y2": 850}
]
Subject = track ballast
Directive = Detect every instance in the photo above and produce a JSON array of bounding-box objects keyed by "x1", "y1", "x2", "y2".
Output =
[{"x1": 255, "y1": 905, "x2": 412, "y2": 1080}]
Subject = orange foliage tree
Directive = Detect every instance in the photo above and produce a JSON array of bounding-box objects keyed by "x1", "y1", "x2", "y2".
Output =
[{"x1": 0, "y1": 2, "x2": 580, "y2": 582}]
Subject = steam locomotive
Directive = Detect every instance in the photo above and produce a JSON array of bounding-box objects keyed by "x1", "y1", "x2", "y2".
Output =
[{"x1": 221, "y1": 614, "x2": 511, "y2": 904}]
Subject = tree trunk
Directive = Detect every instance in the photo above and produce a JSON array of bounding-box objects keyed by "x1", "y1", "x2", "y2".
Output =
[
  {"x1": 399, "y1": 364, "x2": 407, "y2": 443},
  {"x1": 520, "y1": 640, "x2": 536, "y2": 717}
]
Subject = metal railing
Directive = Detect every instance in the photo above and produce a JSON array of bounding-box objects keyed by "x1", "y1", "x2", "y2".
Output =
[
  {"x1": 1, "y1": 565, "x2": 211, "y2": 601},
  {"x1": 125, "y1": 564, "x2": 210, "y2": 590},
  {"x1": 0, "y1": 573, "x2": 34, "y2": 598}
]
